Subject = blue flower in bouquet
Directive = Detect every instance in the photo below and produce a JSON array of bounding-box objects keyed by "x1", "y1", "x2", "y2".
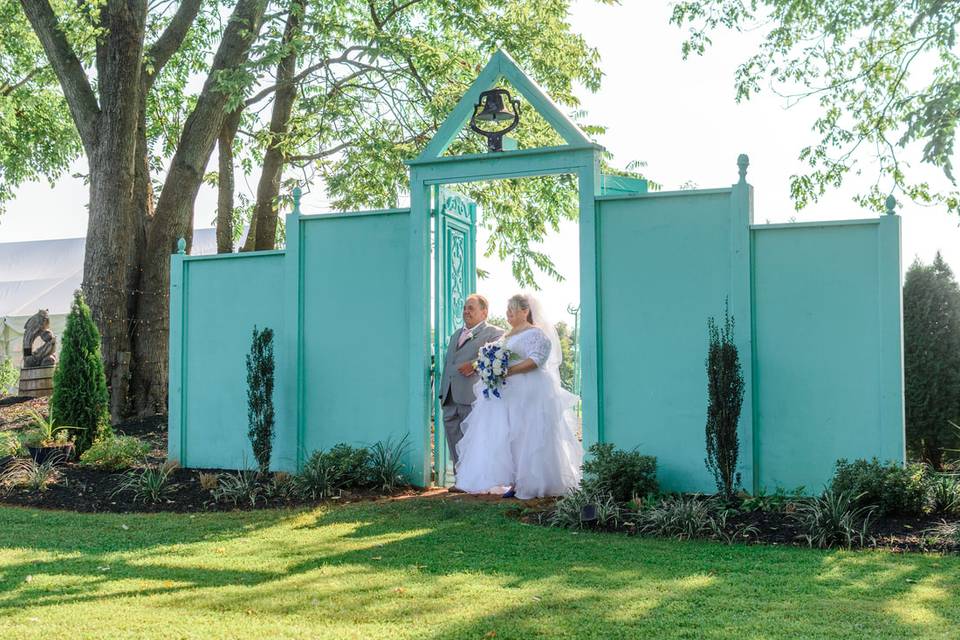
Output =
[{"x1": 476, "y1": 341, "x2": 511, "y2": 399}]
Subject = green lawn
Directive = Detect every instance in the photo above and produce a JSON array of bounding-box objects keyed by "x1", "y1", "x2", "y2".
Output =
[{"x1": 0, "y1": 498, "x2": 957, "y2": 639}]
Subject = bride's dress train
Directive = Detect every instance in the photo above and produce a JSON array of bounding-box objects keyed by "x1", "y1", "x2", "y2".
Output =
[{"x1": 455, "y1": 326, "x2": 582, "y2": 499}]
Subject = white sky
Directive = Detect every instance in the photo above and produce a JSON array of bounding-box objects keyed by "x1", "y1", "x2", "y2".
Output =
[{"x1": 1, "y1": 1, "x2": 958, "y2": 326}]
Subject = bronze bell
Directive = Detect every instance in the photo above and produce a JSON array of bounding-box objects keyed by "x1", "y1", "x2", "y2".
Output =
[{"x1": 475, "y1": 89, "x2": 516, "y2": 123}]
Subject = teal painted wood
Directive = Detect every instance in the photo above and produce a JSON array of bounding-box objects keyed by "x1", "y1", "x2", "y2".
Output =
[
  {"x1": 878, "y1": 214, "x2": 906, "y2": 463},
  {"x1": 729, "y1": 157, "x2": 756, "y2": 492},
  {"x1": 600, "y1": 174, "x2": 648, "y2": 195},
  {"x1": 751, "y1": 218, "x2": 904, "y2": 492},
  {"x1": 408, "y1": 173, "x2": 433, "y2": 486},
  {"x1": 298, "y1": 211, "x2": 412, "y2": 460},
  {"x1": 578, "y1": 160, "x2": 602, "y2": 451},
  {"x1": 167, "y1": 251, "x2": 186, "y2": 465},
  {"x1": 597, "y1": 189, "x2": 739, "y2": 492},
  {"x1": 417, "y1": 50, "x2": 591, "y2": 161},
  {"x1": 407, "y1": 147, "x2": 603, "y2": 486},
  {"x1": 405, "y1": 49, "x2": 605, "y2": 486},
  {"x1": 432, "y1": 188, "x2": 478, "y2": 486},
  {"x1": 178, "y1": 252, "x2": 287, "y2": 470},
  {"x1": 282, "y1": 209, "x2": 303, "y2": 469}
]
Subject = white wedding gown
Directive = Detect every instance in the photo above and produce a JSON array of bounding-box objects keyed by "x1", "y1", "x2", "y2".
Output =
[{"x1": 455, "y1": 327, "x2": 583, "y2": 499}]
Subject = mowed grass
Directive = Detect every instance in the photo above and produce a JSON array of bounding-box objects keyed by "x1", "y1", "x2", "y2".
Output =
[{"x1": 0, "y1": 498, "x2": 957, "y2": 639}]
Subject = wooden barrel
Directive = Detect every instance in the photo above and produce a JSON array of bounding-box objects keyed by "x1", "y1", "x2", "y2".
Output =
[{"x1": 18, "y1": 366, "x2": 55, "y2": 398}]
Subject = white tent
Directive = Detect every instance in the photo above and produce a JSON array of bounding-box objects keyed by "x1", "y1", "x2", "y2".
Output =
[{"x1": 1, "y1": 229, "x2": 220, "y2": 371}]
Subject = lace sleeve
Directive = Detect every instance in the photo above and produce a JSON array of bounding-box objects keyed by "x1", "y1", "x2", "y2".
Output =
[{"x1": 527, "y1": 329, "x2": 552, "y2": 368}]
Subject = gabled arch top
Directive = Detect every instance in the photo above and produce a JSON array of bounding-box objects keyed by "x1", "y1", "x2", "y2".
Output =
[{"x1": 416, "y1": 49, "x2": 593, "y2": 161}]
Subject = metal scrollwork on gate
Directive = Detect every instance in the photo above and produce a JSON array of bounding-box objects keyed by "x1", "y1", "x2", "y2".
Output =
[
  {"x1": 448, "y1": 229, "x2": 466, "y2": 331},
  {"x1": 442, "y1": 194, "x2": 471, "y2": 223}
]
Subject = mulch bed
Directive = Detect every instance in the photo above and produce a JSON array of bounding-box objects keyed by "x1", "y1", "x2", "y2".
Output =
[
  {"x1": 511, "y1": 503, "x2": 960, "y2": 554},
  {"x1": 2, "y1": 396, "x2": 958, "y2": 553},
  {"x1": 0, "y1": 395, "x2": 428, "y2": 514}
]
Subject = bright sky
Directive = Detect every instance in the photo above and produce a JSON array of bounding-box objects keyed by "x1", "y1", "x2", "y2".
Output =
[{"x1": 1, "y1": 1, "x2": 958, "y2": 326}]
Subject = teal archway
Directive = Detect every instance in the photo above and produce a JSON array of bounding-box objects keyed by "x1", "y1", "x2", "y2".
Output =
[{"x1": 404, "y1": 49, "x2": 608, "y2": 486}]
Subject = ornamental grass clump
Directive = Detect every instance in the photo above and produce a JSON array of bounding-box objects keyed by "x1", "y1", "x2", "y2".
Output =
[
  {"x1": 550, "y1": 488, "x2": 622, "y2": 530},
  {"x1": 50, "y1": 291, "x2": 111, "y2": 454},
  {"x1": 113, "y1": 466, "x2": 175, "y2": 504},
  {"x1": 790, "y1": 490, "x2": 876, "y2": 549}
]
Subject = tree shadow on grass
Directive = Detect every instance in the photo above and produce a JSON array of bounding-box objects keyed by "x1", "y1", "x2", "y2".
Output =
[{"x1": 0, "y1": 499, "x2": 958, "y2": 639}]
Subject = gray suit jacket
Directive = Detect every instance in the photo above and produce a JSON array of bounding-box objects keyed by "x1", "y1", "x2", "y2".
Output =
[{"x1": 439, "y1": 321, "x2": 505, "y2": 405}]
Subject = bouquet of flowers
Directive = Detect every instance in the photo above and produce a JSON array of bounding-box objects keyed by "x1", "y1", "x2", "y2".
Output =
[{"x1": 475, "y1": 341, "x2": 511, "y2": 399}]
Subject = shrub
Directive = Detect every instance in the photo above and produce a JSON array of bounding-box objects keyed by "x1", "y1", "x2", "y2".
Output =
[
  {"x1": 325, "y1": 444, "x2": 371, "y2": 488},
  {"x1": 0, "y1": 357, "x2": 17, "y2": 394},
  {"x1": 50, "y1": 290, "x2": 111, "y2": 454},
  {"x1": 581, "y1": 443, "x2": 657, "y2": 502},
  {"x1": 366, "y1": 435, "x2": 410, "y2": 493},
  {"x1": 113, "y1": 466, "x2": 175, "y2": 504},
  {"x1": 246, "y1": 326, "x2": 275, "y2": 475},
  {"x1": 705, "y1": 303, "x2": 745, "y2": 500},
  {"x1": 550, "y1": 488, "x2": 622, "y2": 530},
  {"x1": 213, "y1": 469, "x2": 263, "y2": 506},
  {"x1": 830, "y1": 458, "x2": 931, "y2": 516},
  {"x1": 1, "y1": 456, "x2": 62, "y2": 492},
  {"x1": 791, "y1": 491, "x2": 876, "y2": 549},
  {"x1": 927, "y1": 475, "x2": 960, "y2": 515},
  {"x1": 903, "y1": 254, "x2": 960, "y2": 468},
  {"x1": 79, "y1": 436, "x2": 150, "y2": 471}
]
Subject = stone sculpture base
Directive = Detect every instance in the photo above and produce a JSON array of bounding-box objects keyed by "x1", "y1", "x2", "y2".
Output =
[{"x1": 18, "y1": 365, "x2": 55, "y2": 398}]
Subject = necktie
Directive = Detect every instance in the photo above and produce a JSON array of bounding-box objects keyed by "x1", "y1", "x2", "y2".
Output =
[{"x1": 457, "y1": 328, "x2": 471, "y2": 348}]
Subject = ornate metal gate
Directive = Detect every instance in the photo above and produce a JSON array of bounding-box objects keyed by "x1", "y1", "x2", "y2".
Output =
[{"x1": 433, "y1": 187, "x2": 477, "y2": 486}]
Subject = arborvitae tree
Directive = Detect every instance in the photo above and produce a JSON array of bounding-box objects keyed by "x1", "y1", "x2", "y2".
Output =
[
  {"x1": 246, "y1": 326, "x2": 275, "y2": 475},
  {"x1": 903, "y1": 254, "x2": 960, "y2": 468},
  {"x1": 705, "y1": 303, "x2": 744, "y2": 500},
  {"x1": 50, "y1": 290, "x2": 111, "y2": 453}
]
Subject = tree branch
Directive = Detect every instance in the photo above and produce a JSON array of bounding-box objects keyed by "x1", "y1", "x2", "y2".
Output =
[
  {"x1": 0, "y1": 66, "x2": 45, "y2": 96},
  {"x1": 18, "y1": 0, "x2": 99, "y2": 150},
  {"x1": 144, "y1": 0, "x2": 202, "y2": 87}
]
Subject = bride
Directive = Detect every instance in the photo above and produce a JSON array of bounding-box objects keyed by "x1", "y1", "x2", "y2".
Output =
[{"x1": 454, "y1": 293, "x2": 583, "y2": 499}]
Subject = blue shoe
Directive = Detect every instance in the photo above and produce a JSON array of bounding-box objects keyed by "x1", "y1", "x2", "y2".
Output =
[{"x1": 502, "y1": 487, "x2": 516, "y2": 499}]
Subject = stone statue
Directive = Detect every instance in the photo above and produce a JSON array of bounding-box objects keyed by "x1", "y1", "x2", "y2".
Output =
[{"x1": 22, "y1": 310, "x2": 57, "y2": 367}]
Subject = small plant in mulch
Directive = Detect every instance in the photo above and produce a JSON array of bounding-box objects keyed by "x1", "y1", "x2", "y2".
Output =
[
  {"x1": 79, "y1": 436, "x2": 151, "y2": 472},
  {"x1": 21, "y1": 409, "x2": 82, "y2": 463},
  {"x1": 790, "y1": 490, "x2": 876, "y2": 549},
  {"x1": 1, "y1": 456, "x2": 63, "y2": 492},
  {"x1": 113, "y1": 466, "x2": 177, "y2": 504}
]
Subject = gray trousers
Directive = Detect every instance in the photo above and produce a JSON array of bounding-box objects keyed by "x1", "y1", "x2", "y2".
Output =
[{"x1": 442, "y1": 393, "x2": 472, "y2": 469}]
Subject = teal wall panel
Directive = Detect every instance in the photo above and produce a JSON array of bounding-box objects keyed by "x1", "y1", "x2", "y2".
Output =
[
  {"x1": 298, "y1": 211, "x2": 411, "y2": 458},
  {"x1": 752, "y1": 218, "x2": 905, "y2": 492},
  {"x1": 176, "y1": 252, "x2": 287, "y2": 470},
  {"x1": 597, "y1": 190, "x2": 744, "y2": 493}
]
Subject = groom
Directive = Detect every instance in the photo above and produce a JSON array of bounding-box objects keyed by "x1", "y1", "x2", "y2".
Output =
[{"x1": 439, "y1": 294, "x2": 504, "y2": 478}]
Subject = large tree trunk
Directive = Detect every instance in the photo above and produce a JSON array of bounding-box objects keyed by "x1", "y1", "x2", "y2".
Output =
[
  {"x1": 82, "y1": 2, "x2": 148, "y2": 422},
  {"x1": 21, "y1": 0, "x2": 201, "y2": 422},
  {"x1": 131, "y1": 0, "x2": 269, "y2": 416},
  {"x1": 216, "y1": 110, "x2": 243, "y2": 253},
  {"x1": 252, "y1": 0, "x2": 304, "y2": 251}
]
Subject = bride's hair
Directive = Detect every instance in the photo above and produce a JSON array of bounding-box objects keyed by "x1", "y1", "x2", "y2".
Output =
[{"x1": 507, "y1": 294, "x2": 534, "y2": 324}]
